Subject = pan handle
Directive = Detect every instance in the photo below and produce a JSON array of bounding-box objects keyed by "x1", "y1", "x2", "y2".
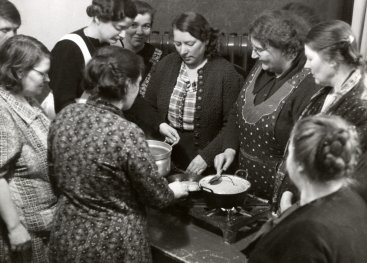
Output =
[
  {"x1": 200, "y1": 185, "x2": 214, "y2": 193},
  {"x1": 234, "y1": 169, "x2": 249, "y2": 180}
]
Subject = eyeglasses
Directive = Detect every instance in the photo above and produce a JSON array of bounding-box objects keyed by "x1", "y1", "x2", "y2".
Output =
[
  {"x1": 252, "y1": 45, "x2": 267, "y2": 55},
  {"x1": 130, "y1": 22, "x2": 152, "y2": 31},
  {"x1": 32, "y1": 68, "x2": 49, "y2": 79}
]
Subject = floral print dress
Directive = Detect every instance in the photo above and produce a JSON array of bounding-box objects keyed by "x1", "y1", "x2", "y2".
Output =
[{"x1": 48, "y1": 97, "x2": 174, "y2": 263}]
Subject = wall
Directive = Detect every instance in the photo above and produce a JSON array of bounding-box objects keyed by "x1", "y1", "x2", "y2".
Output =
[
  {"x1": 11, "y1": 0, "x2": 353, "y2": 50},
  {"x1": 12, "y1": 0, "x2": 91, "y2": 49}
]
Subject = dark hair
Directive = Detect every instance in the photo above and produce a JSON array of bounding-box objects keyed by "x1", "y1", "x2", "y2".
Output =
[
  {"x1": 86, "y1": 0, "x2": 137, "y2": 22},
  {"x1": 84, "y1": 46, "x2": 144, "y2": 100},
  {"x1": 0, "y1": 35, "x2": 50, "y2": 93},
  {"x1": 305, "y1": 20, "x2": 363, "y2": 69},
  {"x1": 282, "y1": 2, "x2": 320, "y2": 28},
  {"x1": 249, "y1": 9, "x2": 309, "y2": 59},
  {"x1": 291, "y1": 115, "x2": 360, "y2": 182},
  {"x1": 0, "y1": 0, "x2": 21, "y2": 26},
  {"x1": 172, "y1": 12, "x2": 219, "y2": 59},
  {"x1": 133, "y1": 0, "x2": 155, "y2": 20}
]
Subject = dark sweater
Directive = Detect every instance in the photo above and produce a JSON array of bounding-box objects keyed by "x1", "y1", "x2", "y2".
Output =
[
  {"x1": 247, "y1": 187, "x2": 367, "y2": 263},
  {"x1": 144, "y1": 53, "x2": 243, "y2": 166},
  {"x1": 49, "y1": 28, "x2": 108, "y2": 113}
]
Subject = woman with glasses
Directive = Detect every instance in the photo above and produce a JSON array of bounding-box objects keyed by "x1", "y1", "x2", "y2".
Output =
[
  {"x1": 49, "y1": 0, "x2": 137, "y2": 113},
  {"x1": 215, "y1": 10, "x2": 320, "y2": 204},
  {"x1": 0, "y1": 35, "x2": 57, "y2": 263},
  {"x1": 143, "y1": 12, "x2": 243, "y2": 175}
]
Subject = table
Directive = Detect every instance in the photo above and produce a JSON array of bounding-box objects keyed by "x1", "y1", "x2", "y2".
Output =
[{"x1": 148, "y1": 207, "x2": 257, "y2": 263}]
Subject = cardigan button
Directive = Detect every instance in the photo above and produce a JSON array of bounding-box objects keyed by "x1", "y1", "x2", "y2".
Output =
[
  {"x1": 198, "y1": 80, "x2": 204, "y2": 86},
  {"x1": 198, "y1": 75, "x2": 203, "y2": 80},
  {"x1": 197, "y1": 106, "x2": 202, "y2": 110},
  {"x1": 198, "y1": 96, "x2": 202, "y2": 101},
  {"x1": 198, "y1": 69, "x2": 204, "y2": 74},
  {"x1": 198, "y1": 89, "x2": 203, "y2": 93}
]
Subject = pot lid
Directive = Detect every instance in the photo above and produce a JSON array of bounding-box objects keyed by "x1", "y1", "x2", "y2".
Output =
[{"x1": 199, "y1": 175, "x2": 251, "y2": 195}]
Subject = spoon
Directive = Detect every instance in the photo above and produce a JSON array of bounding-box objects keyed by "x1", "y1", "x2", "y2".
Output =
[{"x1": 209, "y1": 169, "x2": 223, "y2": 184}]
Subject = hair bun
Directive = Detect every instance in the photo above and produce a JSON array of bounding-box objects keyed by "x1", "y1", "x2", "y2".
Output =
[
  {"x1": 316, "y1": 129, "x2": 350, "y2": 177},
  {"x1": 86, "y1": 3, "x2": 102, "y2": 18}
]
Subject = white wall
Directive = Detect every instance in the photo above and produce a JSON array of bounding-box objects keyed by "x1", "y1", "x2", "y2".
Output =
[{"x1": 12, "y1": 0, "x2": 91, "y2": 50}]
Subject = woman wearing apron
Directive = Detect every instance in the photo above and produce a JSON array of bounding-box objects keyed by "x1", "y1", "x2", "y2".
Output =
[
  {"x1": 215, "y1": 10, "x2": 320, "y2": 203},
  {"x1": 49, "y1": 0, "x2": 137, "y2": 113}
]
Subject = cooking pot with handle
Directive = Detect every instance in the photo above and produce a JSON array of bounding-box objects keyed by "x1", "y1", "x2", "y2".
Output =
[
  {"x1": 199, "y1": 169, "x2": 251, "y2": 208},
  {"x1": 147, "y1": 140, "x2": 172, "y2": 177}
]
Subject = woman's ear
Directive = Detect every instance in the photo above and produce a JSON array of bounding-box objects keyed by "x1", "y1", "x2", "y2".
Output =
[
  {"x1": 13, "y1": 68, "x2": 24, "y2": 79},
  {"x1": 328, "y1": 59, "x2": 338, "y2": 69},
  {"x1": 93, "y1": 17, "x2": 100, "y2": 25},
  {"x1": 297, "y1": 163, "x2": 306, "y2": 175}
]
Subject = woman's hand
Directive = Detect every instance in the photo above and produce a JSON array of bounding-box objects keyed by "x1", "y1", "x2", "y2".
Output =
[
  {"x1": 8, "y1": 223, "x2": 31, "y2": 252},
  {"x1": 159, "y1": 123, "x2": 180, "y2": 146},
  {"x1": 214, "y1": 148, "x2": 236, "y2": 172},
  {"x1": 186, "y1": 155, "x2": 207, "y2": 175},
  {"x1": 168, "y1": 181, "x2": 189, "y2": 199}
]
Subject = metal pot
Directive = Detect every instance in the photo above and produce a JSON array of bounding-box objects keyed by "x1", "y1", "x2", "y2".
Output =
[
  {"x1": 199, "y1": 170, "x2": 251, "y2": 208},
  {"x1": 147, "y1": 140, "x2": 172, "y2": 177}
]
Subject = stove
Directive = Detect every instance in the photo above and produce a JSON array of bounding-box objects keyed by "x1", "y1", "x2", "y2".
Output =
[{"x1": 182, "y1": 193, "x2": 271, "y2": 243}]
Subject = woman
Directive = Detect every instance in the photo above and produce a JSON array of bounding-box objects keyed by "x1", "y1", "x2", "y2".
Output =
[
  {"x1": 49, "y1": 0, "x2": 137, "y2": 113},
  {"x1": 0, "y1": 0, "x2": 21, "y2": 47},
  {"x1": 214, "y1": 10, "x2": 320, "y2": 203},
  {"x1": 302, "y1": 20, "x2": 367, "y2": 148},
  {"x1": 290, "y1": 19, "x2": 367, "y2": 205},
  {"x1": 0, "y1": 35, "x2": 57, "y2": 263},
  {"x1": 144, "y1": 12, "x2": 243, "y2": 175},
  {"x1": 121, "y1": 0, "x2": 164, "y2": 96},
  {"x1": 122, "y1": 0, "x2": 165, "y2": 138},
  {"x1": 245, "y1": 115, "x2": 367, "y2": 262},
  {"x1": 48, "y1": 46, "x2": 188, "y2": 263}
]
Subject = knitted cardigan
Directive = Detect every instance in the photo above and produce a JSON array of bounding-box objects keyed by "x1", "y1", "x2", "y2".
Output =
[{"x1": 145, "y1": 53, "x2": 243, "y2": 165}]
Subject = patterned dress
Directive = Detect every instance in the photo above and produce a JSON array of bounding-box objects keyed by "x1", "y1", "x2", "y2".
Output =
[
  {"x1": 302, "y1": 70, "x2": 367, "y2": 150},
  {"x1": 276, "y1": 69, "x2": 367, "y2": 205},
  {"x1": 48, "y1": 97, "x2": 174, "y2": 263},
  {"x1": 0, "y1": 87, "x2": 57, "y2": 263}
]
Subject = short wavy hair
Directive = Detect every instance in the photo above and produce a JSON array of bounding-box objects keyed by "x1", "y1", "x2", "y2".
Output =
[
  {"x1": 172, "y1": 12, "x2": 220, "y2": 59},
  {"x1": 0, "y1": 35, "x2": 50, "y2": 93},
  {"x1": 86, "y1": 0, "x2": 137, "y2": 22},
  {"x1": 290, "y1": 114, "x2": 360, "y2": 182},
  {"x1": 249, "y1": 9, "x2": 309, "y2": 59},
  {"x1": 83, "y1": 46, "x2": 144, "y2": 100}
]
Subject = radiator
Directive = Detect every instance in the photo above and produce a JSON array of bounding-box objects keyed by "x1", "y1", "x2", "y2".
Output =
[{"x1": 148, "y1": 31, "x2": 253, "y2": 76}]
